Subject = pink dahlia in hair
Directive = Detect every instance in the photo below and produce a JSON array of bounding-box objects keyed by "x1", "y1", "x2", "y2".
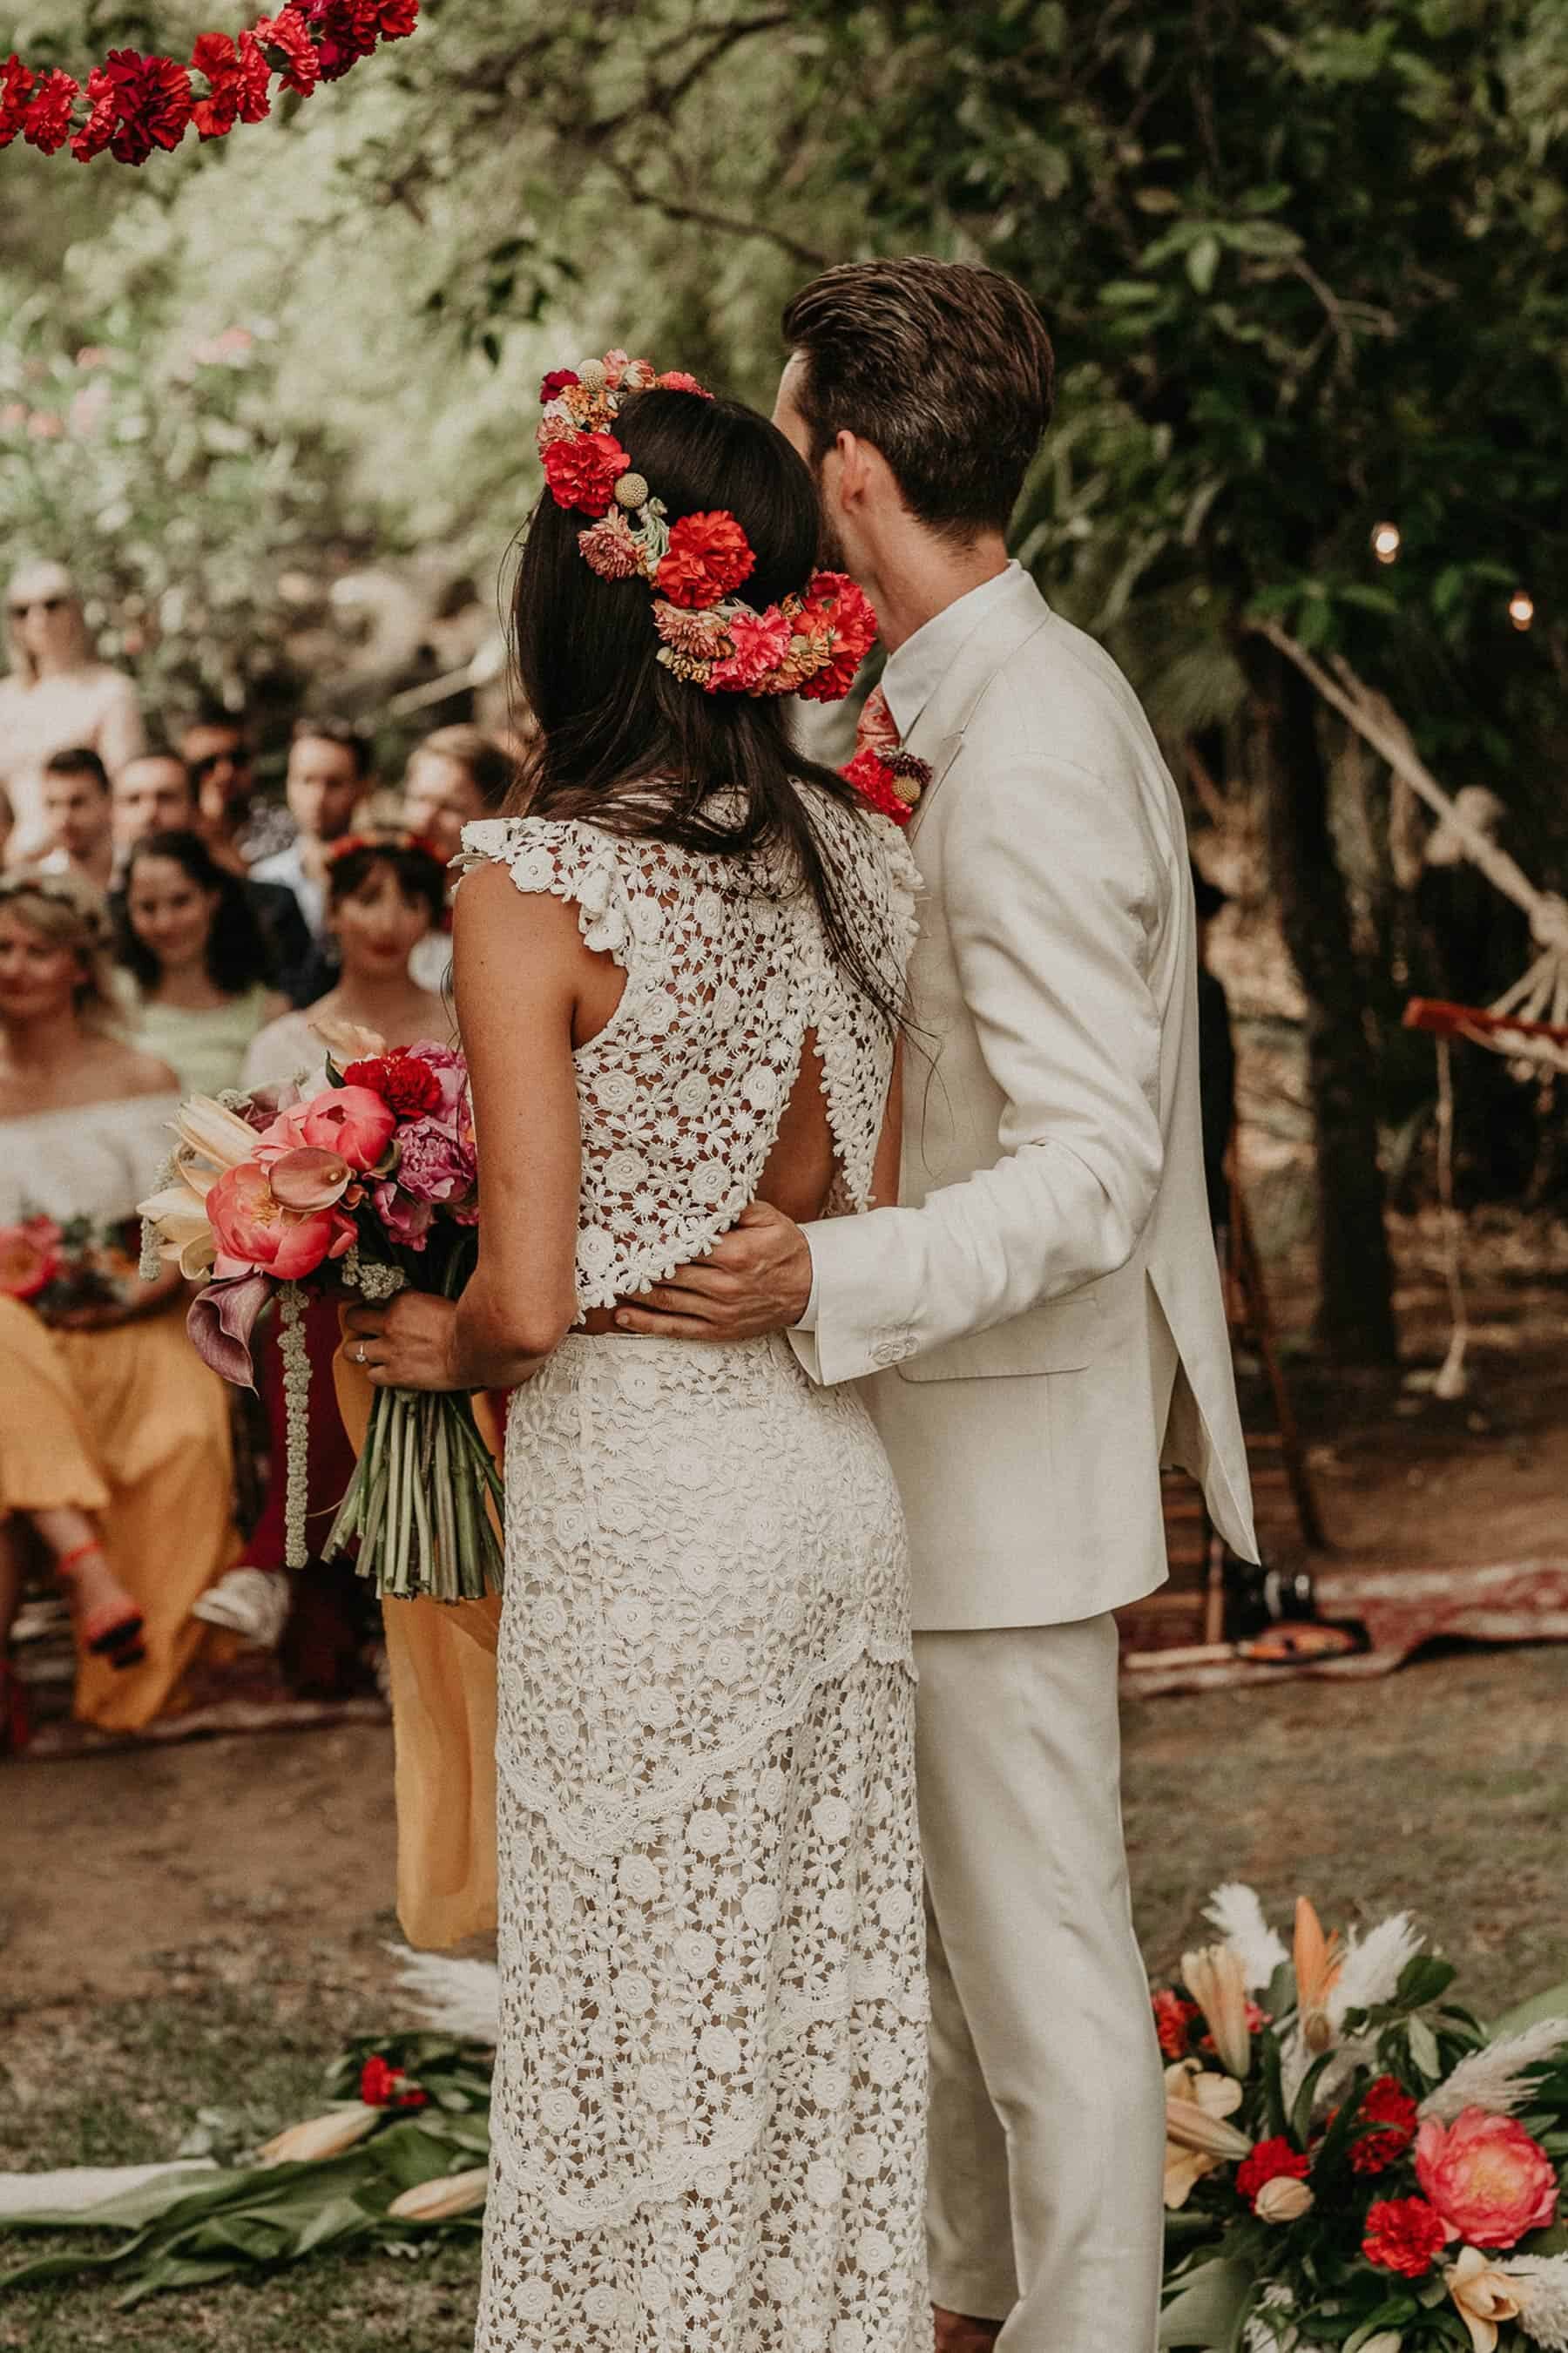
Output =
[
  {"x1": 578, "y1": 512, "x2": 645, "y2": 581},
  {"x1": 655, "y1": 511, "x2": 756, "y2": 610},
  {"x1": 711, "y1": 605, "x2": 791, "y2": 693}
]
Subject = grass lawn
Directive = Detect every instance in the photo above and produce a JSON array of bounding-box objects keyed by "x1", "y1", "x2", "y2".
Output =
[{"x1": 2, "y1": 1641, "x2": 1565, "y2": 2350}]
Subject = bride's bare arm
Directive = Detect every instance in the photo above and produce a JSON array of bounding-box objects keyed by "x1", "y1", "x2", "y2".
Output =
[{"x1": 346, "y1": 864, "x2": 588, "y2": 1392}]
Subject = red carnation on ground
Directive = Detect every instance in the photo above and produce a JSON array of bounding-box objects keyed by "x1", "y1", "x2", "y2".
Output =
[
  {"x1": 842, "y1": 749, "x2": 915, "y2": 828},
  {"x1": 254, "y1": 11, "x2": 321, "y2": 96},
  {"x1": 0, "y1": 55, "x2": 37, "y2": 148},
  {"x1": 1152, "y1": 1990, "x2": 1200, "y2": 2059},
  {"x1": 655, "y1": 511, "x2": 756, "y2": 610},
  {"x1": 190, "y1": 30, "x2": 271, "y2": 138},
  {"x1": 1350, "y1": 2075, "x2": 1420, "y2": 2174},
  {"x1": 342, "y1": 1051, "x2": 443, "y2": 1119},
  {"x1": 542, "y1": 430, "x2": 631, "y2": 517},
  {"x1": 1237, "y1": 2137, "x2": 1310, "y2": 2210},
  {"x1": 21, "y1": 69, "x2": 78, "y2": 153},
  {"x1": 1362, "y1": 2194, "x2": 1451, "y2": 2278},
  {"x1": 359, "y1": 2053, "x2": 428, "y2": 2109},
  {"x1": 539, "y1": 369, "x2": 580, "y2": 403}
]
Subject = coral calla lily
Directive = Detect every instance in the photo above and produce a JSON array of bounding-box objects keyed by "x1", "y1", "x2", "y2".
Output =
[
  {"x1": 1294, "y1": 1897, "x2": 1343, "y2": 2053},
  {"x1": 1183, "y1": 1942, "x2": 1254, "y2": 2077},
  {"x1": 267, "y1": 1146, "x2": 354, "y2": 1212}
]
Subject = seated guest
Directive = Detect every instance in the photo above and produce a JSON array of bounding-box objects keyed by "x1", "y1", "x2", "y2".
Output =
[
  {"x1": 252, "y1": 716, "x2": 369, "y2": 948},
  {"x1": 0, "y1": 870, "x2": 237, "y2": 1734},
  {"x1": 111, "y1": 747, "x2": 314, "y2": 1004},
  {"x1": 117, "y1": 829, "x2": 287, "y2": 1098},
  {"x1": 399, "y1": 725, "x2": 515, "y2": 991},
  {"x1": 214, "y1": 835, "x2": 454, "y2": 1678},
  {"x1": 38, "y1": 746, "x2": 116, "y2": 894},
  {"x1": 0, "y1": 1294, "x2": 149, "y2": 1753},
  {"x1": 181, "y1": 706, "x2": 294, "y2": 869},
  {"x1": 243, "y1": 829, "x2": 453, "y2": 1091}
]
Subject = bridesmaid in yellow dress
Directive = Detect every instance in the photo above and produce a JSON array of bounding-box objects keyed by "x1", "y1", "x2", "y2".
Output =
[{"x1": 0, "y1": 869, "x2": 238, "y2": 1735}]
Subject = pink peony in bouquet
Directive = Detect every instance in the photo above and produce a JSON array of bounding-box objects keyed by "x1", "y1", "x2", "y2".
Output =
[{"x1": 139, "y1": 1039, "x2": 503, "y2": 1601}]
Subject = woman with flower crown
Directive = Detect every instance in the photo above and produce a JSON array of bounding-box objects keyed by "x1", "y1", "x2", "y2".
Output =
[{"x1": 345, "y1": 356, "x2": 926, "y2": 2350}]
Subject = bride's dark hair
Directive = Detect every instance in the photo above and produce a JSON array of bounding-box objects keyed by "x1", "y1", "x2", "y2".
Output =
[{"x1": 507, "y1": 389, "x2": 899, "y2": 1029}]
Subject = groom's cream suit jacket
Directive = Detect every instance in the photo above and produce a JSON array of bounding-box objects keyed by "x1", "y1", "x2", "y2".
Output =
[{"x1": 792, "y1": 565, "x2": 1256, "y2": 1628}]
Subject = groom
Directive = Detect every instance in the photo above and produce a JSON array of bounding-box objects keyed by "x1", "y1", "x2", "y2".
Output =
[{"x1": 616, "y1": 257, "x2": 1257, "y2": 2352}]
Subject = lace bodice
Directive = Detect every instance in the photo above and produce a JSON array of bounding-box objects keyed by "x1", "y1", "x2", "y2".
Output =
[{"x1": 456, "y1": 796, "x2": 918, "y2": 1311}]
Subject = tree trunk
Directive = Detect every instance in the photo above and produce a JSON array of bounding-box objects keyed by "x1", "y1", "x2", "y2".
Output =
[{"x1": 1245, "y1": 641, "x2": 1399, "y2": 1362}]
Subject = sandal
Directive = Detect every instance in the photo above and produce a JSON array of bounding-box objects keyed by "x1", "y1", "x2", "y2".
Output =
[{"x1": 80, "y1": 1601, "x2": 148, "y2": 1669}]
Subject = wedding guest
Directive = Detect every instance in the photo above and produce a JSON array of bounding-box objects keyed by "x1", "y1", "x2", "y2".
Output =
[
  {"x1": 398, "y1": 725, "x2": 514, "y2": 989},
  {"x1": 110, "y1": 749, "x2": 314, "y2": 1002},
  {"x1": 0, "y1": 561, "x2": 145, "y2": 867},
  {"x1": 212, "y1": 833, "x2": 453, "y2": 1687},
  {"x1": 243, "y1": 830, "x2": 452, "y2": 1091},
  {"x1": 0, "y1": 1290, "x2": 158, "y2": 1753},
  {"x1": 0, "y1": 869, "x2": 238, "y2": 1734},
  {"x1": 251, "y1": 716, "x2": 369, "y2": 944},
  {"x1": 180, "y1": 707, "x2": 294, "y2": 869},
  {"x1": 111, "y1": 747, "x2": 199, "y2": 857},
  {"x1": 38, "y1": 747, "x2": 116, "y2": 894},
  {"x1": 117, "y1": 830, "x2": 286, "y2": 1099}
]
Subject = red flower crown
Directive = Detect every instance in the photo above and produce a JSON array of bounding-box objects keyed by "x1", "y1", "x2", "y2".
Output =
[
  {"x1": 0, "y1": 3, "x2": 417, "y2": 169},
  {"x1": 537, "y1": 351, "x2": 878, "y2": 703},
  {"x1": 325, "y1": 828, "x2": 443, "y2": 868}
]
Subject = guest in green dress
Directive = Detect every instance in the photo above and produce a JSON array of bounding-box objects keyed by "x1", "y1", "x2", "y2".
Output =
[{"x1": 115, "y1": 829, "x2": 286, "y2": 1099}]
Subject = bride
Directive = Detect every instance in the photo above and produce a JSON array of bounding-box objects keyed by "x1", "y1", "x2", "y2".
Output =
[{"x1": 346, "y1": 356, "x2": 929, "y2": 2350}]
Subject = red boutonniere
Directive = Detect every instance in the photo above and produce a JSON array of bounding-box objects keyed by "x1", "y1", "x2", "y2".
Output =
[{"x1": 841, "y1": 747, "x2": 932, "y2": 829}]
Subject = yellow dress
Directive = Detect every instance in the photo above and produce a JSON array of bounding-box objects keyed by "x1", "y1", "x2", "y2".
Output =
[
  {"x1": 335, "y1": 1344, "x2": 502, "y2": 1948},
  {"x1": 0, "y1": 1095, "x2": 239, "y2": 1733}
]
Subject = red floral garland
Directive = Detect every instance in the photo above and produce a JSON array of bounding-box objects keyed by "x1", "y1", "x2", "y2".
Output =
[{"x1": 0, "y1": 1, "x2": 417, "y2": 167}]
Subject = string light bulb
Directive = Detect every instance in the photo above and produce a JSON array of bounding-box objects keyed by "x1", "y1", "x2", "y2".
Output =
[
  {"x1": 1371, "y1": 521, "x2": 1402, "y2": 565},
  {"x1": 1508, "y1": 589, "x2": 1534, "y2": 632}
]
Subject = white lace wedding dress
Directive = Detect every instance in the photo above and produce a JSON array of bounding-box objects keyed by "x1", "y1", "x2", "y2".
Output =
[{"x1": 456, "y1": 803, "x2": 929, "y2": 2353}]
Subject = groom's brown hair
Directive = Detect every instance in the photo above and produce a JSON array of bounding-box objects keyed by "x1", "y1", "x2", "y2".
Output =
[{"x1": 781, "y1": 256, "x2": 1054, "y2": 540}]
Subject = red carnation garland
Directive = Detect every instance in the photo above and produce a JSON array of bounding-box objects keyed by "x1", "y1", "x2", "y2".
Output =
[{"x1": 0, "y1": 0, "x2": 417, "y2": 166}]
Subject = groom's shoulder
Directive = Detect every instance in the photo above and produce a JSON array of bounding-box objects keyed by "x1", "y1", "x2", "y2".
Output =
[{"x1": 969, "y1": 603, "x2": 1159, "y2": 782}]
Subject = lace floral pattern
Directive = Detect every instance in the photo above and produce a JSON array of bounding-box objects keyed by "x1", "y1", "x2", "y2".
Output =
[
  {"x1": 463, "y1": 797, "x2": 927, "y2": 2350},
  {"x1": 455, "y1": 803, "x2": 918, "y2": 1311}
]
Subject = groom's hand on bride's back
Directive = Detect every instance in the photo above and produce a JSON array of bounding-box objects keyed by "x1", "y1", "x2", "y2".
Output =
[{"x1": 612, "y1": 1201, "x2": 813, "y2": 1342}]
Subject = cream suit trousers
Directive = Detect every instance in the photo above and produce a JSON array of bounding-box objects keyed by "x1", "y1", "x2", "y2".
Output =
[{"x1": 916, "y1": 1615, "x2": 1166, "y2": 2351}]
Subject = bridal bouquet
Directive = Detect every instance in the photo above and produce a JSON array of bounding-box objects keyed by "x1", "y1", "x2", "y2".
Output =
[
  {"x1": 1158, "y1": 1887, "x2": 1568, "y2": 2353},
  {"x1": 139, "y1": 1038, "x2": 504, "y2": 1601},
  {"x1": 0, "y1": 1209, "x2": 142, "y2": 1321}
]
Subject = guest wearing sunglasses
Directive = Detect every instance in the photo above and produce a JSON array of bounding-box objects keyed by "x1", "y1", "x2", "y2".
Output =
[
  {"x1": 179, "y1": 707, "x2": 295, "y2": 870},
  {"x1": 0, "y1": 562, "x2": 145, "y2": 868}
]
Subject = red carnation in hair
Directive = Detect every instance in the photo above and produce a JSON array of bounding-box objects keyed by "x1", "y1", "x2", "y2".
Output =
[
  {"x1": 655, "y1": 511, "x2": 756, "y2": 610},
  {"x1": 70, "y1": 65, "x2": 118, "y2": 159},
  {"x1": 539, "y1": 369, "x2": 580, "y2": 403},
  {"x1": 22, "y1": 69, "x2": 78, "y2": 153},
  {"x1": 0, "y1": 55, "x2": 37, "y2": 148},
  {"x1": 253, "y1": 11, "x2": 321, "y2": 96},
  {"x1": 311, "y1": 1, "x2": 380, "y2": 83},
  {"x1": 342, "y1": 1051, "x2": 443, "y2": 1119},
  {"x1": 1349, "y1": 2076, "x2": 1420, "y2": 2175},
  {"x1": 1362, "y1": 2195, "x2": 1451, "y2": 2278},
  {"x1": 796, "y1": 571, "x2": 879, "y2": 702},
  {"x1": 655, "y1": 370, "x2": 712, "y2": 397},
  {"x1": 375, "y1": 0, "x2": 419, "y2": 37},
  {"x1": 541, "y1": 430, "x2": 631, "y2": 517},
  {"x1": 190, "y1": 30, "x2": 271, "y2": 137}
]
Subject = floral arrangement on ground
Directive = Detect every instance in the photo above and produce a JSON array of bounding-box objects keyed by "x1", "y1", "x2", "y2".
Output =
[
  {"x1": 0, "y1": 3, "x2": 417, "y2": 167},
  {"x1": 1158, "y1": 1886, "x2": 1568, "y2": 2352}
]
